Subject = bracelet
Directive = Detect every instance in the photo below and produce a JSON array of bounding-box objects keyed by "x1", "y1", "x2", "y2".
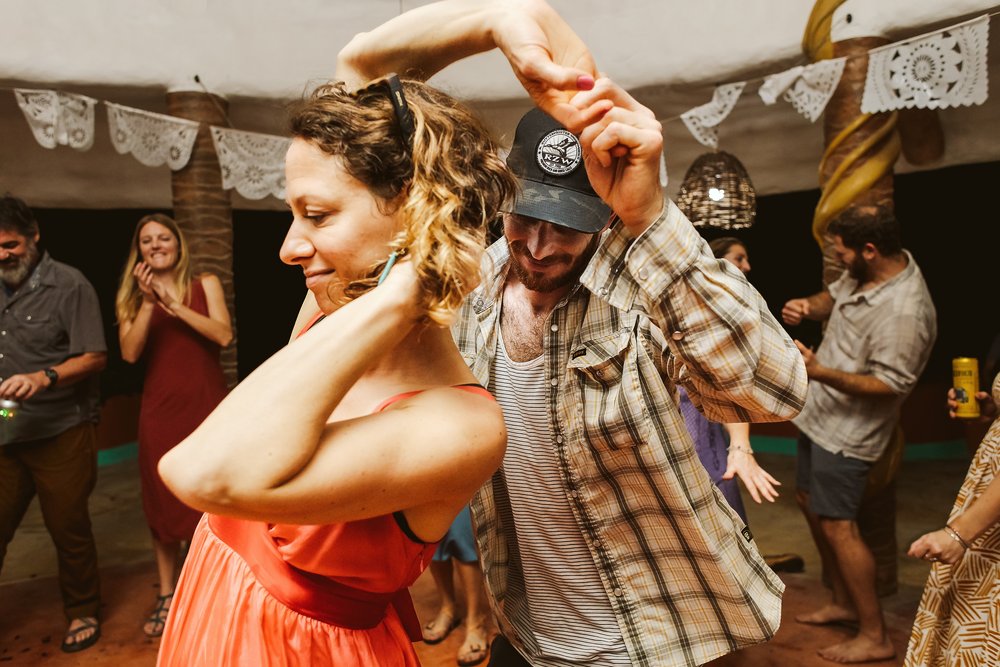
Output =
[
  {"x1": 943, "y1": 524, "x2": 971, "y2": 550},
  {"x1": 728, "y1": 444, "x2": 754, "y2": 455}
]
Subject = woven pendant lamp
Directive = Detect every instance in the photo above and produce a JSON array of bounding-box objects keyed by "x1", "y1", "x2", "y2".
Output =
[{"x1": 676, "y1": 151, "x2": 756, "y2": 230}]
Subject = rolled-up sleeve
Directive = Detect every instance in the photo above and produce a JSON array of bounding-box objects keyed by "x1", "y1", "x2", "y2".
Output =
[
  {"x1": 867, "y1": 314, "x2": 934, "y2": 396},
  {"x1": 581, "y1": 199, "x2": 807, "y2": 423}
]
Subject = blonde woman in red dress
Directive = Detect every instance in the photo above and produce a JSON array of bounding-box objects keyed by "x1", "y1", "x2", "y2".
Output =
[{"x1": 115, "y1": 213, "x2": 232, "y2": 637}]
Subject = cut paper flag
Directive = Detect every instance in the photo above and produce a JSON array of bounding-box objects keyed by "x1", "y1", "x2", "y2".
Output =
[
  {"x1": 14, "y1": 89, "x2": 98, "y2": 151},
  {"x1": 759, "y1": 57, "x2": 846, "y2": 122},
  {"x1": 106, "y1": 102, "x2": 200, "y2": 170},
  {"x1": 681, "y1": 82, "x2": 746, "y2": 149},
  {"x1": 210, "y1": 127, "x2": 290, "y2": 200},
  {"x1": 862, "y1": 15, "x2": 989, "y2": 113}
]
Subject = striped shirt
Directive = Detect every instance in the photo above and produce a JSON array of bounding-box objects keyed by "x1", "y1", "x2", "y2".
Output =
[
  {"x1": 453, "y1": 200, "x2": 808, "y2": 667},
  {"x1": 794, "y1": 252, "x2": 937, "y2": 461},
  {"x1": 492, "y1": 332, "x2": 630, "y2": 665}
]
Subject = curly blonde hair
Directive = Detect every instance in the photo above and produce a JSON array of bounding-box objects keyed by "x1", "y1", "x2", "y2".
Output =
[
  {"x1": 115, "y1": 213, "x2": 192, "y2": 324},
  {"x1": 288, "y1": 79, "x2": 516, "y2": 324}
]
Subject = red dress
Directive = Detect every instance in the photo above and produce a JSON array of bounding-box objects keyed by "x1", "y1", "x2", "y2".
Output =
[
  {"x1": 157, "y1": 385, "x2": 493, "y2": 667},
  {"x1": 138, "y1": 279, "x2": 227, "y2": 543}
]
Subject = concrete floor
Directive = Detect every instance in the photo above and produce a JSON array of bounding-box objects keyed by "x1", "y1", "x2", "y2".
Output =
[{"x1": 0, "y1": 451, "x2": 970, "y2": 666}]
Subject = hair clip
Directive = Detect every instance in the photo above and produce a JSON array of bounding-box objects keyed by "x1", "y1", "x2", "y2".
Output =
[{"x1": 377, "y1": 251, "x2": 400, "y2": 286}]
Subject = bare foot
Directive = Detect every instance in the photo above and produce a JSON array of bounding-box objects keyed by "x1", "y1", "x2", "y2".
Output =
[
  {"x1": 818, "y1": 635, "x2": 895, "y2": 663},
  {"x1": 796, "y1": 603, "x2": 859, "y2": 626},
  {"x1": 423, "y1": 609, "x2": 461, "y2": 644},
  {"x1": 457, "y1": 621, "x2": 490, "y2": 666}
]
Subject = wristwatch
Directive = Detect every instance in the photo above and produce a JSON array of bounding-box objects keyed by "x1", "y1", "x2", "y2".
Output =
[{"x1": 43, "y1": 367, "x2": 59, "y2": 389}]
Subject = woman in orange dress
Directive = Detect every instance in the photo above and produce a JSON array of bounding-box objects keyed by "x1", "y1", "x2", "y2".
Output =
[
  {"x1": 115, "y1": 214, "x2": 232, "y2": 637},
  {"x1": 155, "y1": 75, "x2": 520, "y2": 666}
]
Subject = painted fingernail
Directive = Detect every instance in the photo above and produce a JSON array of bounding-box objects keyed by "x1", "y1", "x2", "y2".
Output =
[{"x1": 576, "y1": 75, "x2": 595, "y2": 90}]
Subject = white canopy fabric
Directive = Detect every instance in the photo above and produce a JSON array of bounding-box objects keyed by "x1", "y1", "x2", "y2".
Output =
[{"x1": 0, "y1": 0, "x2": 997, "y2": 209}]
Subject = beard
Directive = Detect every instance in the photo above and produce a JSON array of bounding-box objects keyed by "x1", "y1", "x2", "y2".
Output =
[
  {"x1": 0, "y1": 242, "x2": 39, "y2": 289},
  {"x1": 507, "y1": 235, "x2": 598, "y2": 293},
  {"x1": 846, "y1": 253, "x2": 872, "y2": 283}
]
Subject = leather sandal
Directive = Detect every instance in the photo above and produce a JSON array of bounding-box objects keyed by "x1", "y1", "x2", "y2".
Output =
[{"x1": 143, "y1": 592, "x2": 174, "y2": 638}]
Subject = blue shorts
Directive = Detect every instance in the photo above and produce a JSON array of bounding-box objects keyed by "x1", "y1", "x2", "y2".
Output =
[
  {"x1": 796, "y1": 432, "x2": 872, "y2": 520},
  {"x1": 432, "y1": 505, "x2": 478, "y2": 563}
]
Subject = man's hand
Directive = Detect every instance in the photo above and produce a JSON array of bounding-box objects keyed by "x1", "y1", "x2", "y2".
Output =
[
  {"x1": 794, "y1": 340, "x2": 817, "y2": 376},
  {"x1": 570, "y1": 79, "x2": 664, "y2": 234},
  {"x1": 0, "y1": 371, "x2": 49, "y2": 401},
  {"x1": 782, "y1": 298, "x2": 811, "y2": 326}
]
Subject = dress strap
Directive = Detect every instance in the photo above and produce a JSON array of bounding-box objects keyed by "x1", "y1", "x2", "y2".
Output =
[
  {"x1": 295, "y1": 311, "x2": 326, "y2": 339},
  {"x1": 372, "y1": 384, "x2": 493, "y2": 413}
]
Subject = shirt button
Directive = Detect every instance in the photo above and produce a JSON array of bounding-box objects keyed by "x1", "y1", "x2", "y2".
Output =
[
  {"x1": 555, "y1": 435, "x2": 564, "y2": 444},
  {"x1": 595, "y1": 370, "x2": 603, "y2": 378},
  {"x1": 475, "y1": 298, "x2": 484, "y2": 308},
  {"x1": 599, "y1": 287, "x2": 609, "y2": 296},
  {"x1": 593, "y1": 538, "x2": 601, "y2": 548},
  {"x1": 614, "y1": 588, "x2": 623, "y2": 597},
  {"x1": 637, "y1": 268, "x2": 648, "y2": 280},
  {"x1": 570, "y1": 490, "x2": 579, "y2": 499},
  {"x1": 672, "y1": 331, "x2": 684, "y2": 341},
  {"x1": 25, "y1": 315, "x2": 32, "y2": 321},
  {"x1": 0, "y1": 331, "x2": 5, "y2": 335},
  {"x1": 550, "y1": 324, "x2": 558, "y2": 332},
  {"x1": 550, "y1": 378, "x2": 558, "y2": 386}
]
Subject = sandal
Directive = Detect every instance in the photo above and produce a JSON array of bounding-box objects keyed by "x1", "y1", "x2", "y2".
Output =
[
  {"x1": 144, "y1": 592, "x2": 174, "y2": 638},
  {"x1": 61, "y1": 617, "x2": 100, "y2": 653},
  {"x1": 423, "y1": 613, "x2": 462, "y2": 645}
]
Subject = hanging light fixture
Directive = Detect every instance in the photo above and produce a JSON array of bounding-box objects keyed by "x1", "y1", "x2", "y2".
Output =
[{"x1": 676, "y1": 151, "x2": 756, "y2": 230}]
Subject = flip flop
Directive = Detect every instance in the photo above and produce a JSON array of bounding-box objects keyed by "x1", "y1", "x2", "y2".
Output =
[
  {"x1": 61, "y1": 617, "x2": 101, "y2": 653},
  {"x1": 423, "y1": 614, "x2": 462, "y2": 645}
]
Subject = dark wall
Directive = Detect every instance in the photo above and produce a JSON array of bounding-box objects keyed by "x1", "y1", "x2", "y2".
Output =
[
  {"x1": 27, "y1": 159, "x2": 1000, "y2": 406},
  {"x1": 698, "y1": 160, "x2": 1000, "y2": 387}
]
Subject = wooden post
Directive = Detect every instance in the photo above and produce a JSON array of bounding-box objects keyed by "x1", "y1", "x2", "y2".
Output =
[{"x1": 165, "y1": 90, "x2": 238, "y2": 387}]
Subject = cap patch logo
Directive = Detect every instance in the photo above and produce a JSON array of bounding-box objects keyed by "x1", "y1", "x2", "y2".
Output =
[{"x1": 536, "y1": 129, "x2": 582, "y2": 176}]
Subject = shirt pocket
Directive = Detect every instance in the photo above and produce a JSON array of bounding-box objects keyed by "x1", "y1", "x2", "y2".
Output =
[
  {"x1": 16, "y1": 312, "x2": 63, "y2": 350},
  {"x1": 569, "y1": 327, "x2": 646, "y2": 451}
]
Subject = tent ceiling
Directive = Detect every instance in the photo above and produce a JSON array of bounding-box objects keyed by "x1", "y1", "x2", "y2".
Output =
[{"x1": 1, "y1": 1, "x2": 997, "y2": 210}]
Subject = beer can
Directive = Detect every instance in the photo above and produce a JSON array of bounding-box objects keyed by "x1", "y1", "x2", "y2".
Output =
[{"x1": 952, "y1": 357, "x2": 980, "y2": 419}]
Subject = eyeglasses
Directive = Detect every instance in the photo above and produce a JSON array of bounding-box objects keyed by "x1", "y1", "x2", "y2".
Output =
[{"x1": 356, "y1": 73, "x2": 415, "y2": 153}]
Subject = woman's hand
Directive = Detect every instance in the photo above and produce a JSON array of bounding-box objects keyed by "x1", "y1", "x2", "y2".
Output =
[
  {"x1": 150, "y1": 278, "x2": 179, "y2": 314},
  {"x1": 947, "y1": 387, "x2": 997, "y2": 422},
  {"x1": 134, "y1": 262, "x2": 157, "y2": 302},
  {"x1": 491, "y1": 0, "x2": 600, "y2": 130},
  {"x1": 722, "y1": 444, "x2": 781, "y2": 504},
  {"x1": 908, "y1": 529, "x2": 966, "y2": 565}
]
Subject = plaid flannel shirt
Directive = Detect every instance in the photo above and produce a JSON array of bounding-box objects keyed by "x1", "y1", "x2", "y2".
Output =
[{"x1": 453, "y1": 200, "x2": 808, "y2": 666}]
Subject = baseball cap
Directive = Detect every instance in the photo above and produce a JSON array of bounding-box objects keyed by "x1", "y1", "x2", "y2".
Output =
[{"x1": 505, "y1": 108, "x2": 612, "y2": 234}]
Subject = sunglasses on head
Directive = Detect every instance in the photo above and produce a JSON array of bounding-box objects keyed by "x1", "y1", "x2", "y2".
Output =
[{"x1": 355, "y1": 73, "x2": 415, "y2": 153}]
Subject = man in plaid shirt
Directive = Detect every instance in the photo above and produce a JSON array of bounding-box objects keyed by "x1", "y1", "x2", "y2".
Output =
[{"x1": 333, "y1": 2, "x2": 808, "y2": 664}]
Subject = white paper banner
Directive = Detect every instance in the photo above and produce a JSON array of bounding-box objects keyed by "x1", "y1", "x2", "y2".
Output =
[
  {"x1": 106, "y1": 102, "x2": 200, "y2": 170},
  {"x1": 210, "y1": 127, "x2": 290, "y2": 200},
  {"x1": 759, "y1": 58, "x2": 846, "y2": 122},
  {"x1": 681, "y1": 82, "x2": 746, "y2": 149},
  {"x1": 14, "y1": 89, "x2": 97, "y2": 151},
  {"x1": 862, "y1": 15, "x2": 989, "y2": 113}
]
